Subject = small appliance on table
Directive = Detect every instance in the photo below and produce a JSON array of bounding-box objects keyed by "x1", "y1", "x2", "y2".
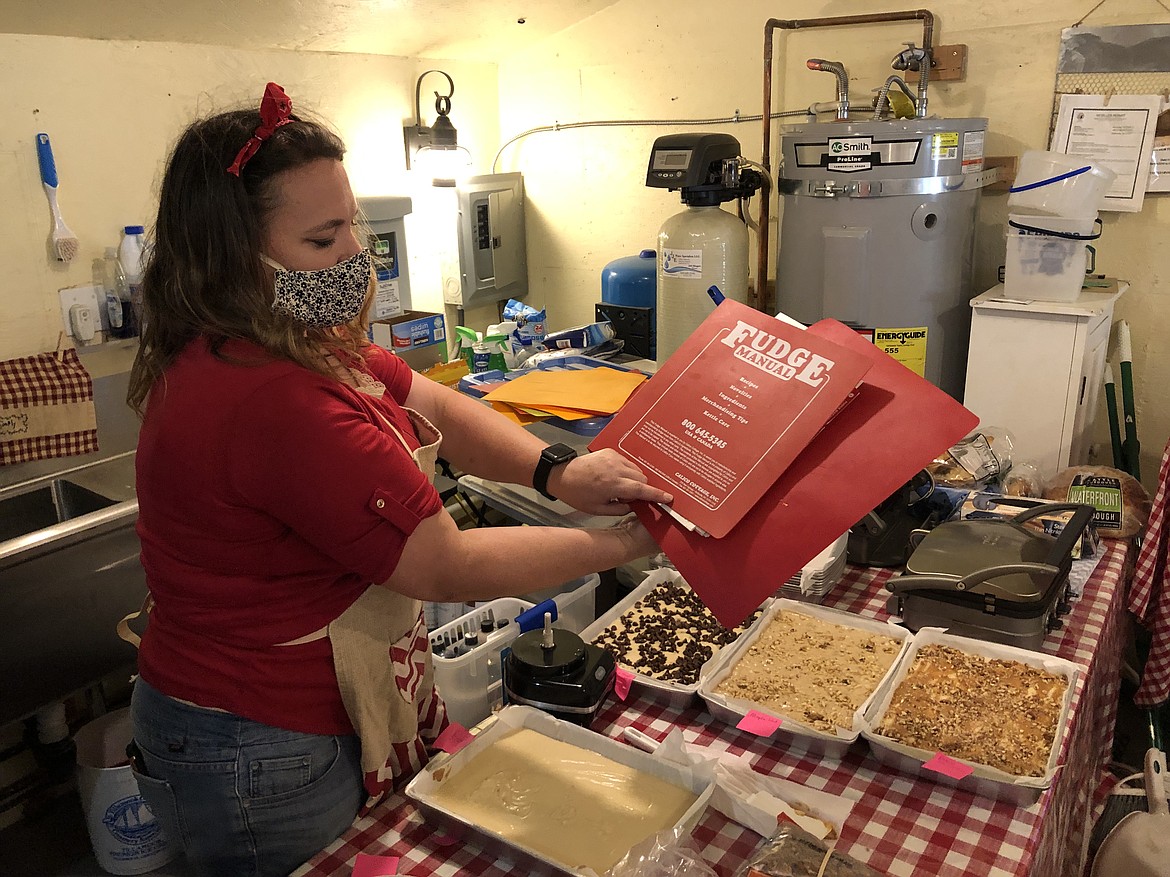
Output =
[
  {"x1": 502, "y1": 611, "x2": 615, "y2": 726},
  {"x1": 886, "y1": 502, "x2": 1094, "y2": 649}
]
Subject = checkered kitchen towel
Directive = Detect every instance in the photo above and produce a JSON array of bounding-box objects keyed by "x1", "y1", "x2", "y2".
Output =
[{"x1": 0, "y1": 347, "x2": 98, "y2": 465}]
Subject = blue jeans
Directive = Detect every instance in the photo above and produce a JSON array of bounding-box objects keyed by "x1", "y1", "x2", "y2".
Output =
[{"x1": 129, "y1": 678, "x2": 363, "y2": 877}]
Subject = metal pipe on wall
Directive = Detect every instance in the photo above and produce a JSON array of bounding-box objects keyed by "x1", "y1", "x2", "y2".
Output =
[{"x1": 757, "y1": 10, "x2": 936, "y2": 314}]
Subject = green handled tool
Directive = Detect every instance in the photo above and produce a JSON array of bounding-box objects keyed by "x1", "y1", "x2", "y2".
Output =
[
  {"x1": 1104, "y1": 360, "x2": 1124, "y2": 470},
  {"x1": 1117, "y1": 321, "x2": 1140, "y2": 481}
]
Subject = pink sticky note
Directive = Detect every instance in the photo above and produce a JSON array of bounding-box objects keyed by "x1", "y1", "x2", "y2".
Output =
[
  {"x1": 433, "y1": 722, "x2": 475, "y2": 755},
  {"x1": 736, "y1": 709, "x2": 782, "y2": 736},
  {"x1": 614, "y1": 667, "x2": 634, "y2": 701},
  {"x1": 352, "y1": 852, "x2": 399, "y2": 877},
  {"x1": 923, "y1": 752, "x2": 974, "y2": 780},
  {"x1": 433, "y1": 825, "x2": 466, "y2": 847}
]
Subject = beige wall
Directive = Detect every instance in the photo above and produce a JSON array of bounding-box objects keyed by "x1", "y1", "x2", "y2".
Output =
[
  {"x1": 0, "y1": 34, "x2": 499, "y2": 359},
  {"x1": 496, "y1": 0, "x2": 1170, "y2": 490},
  {"x1": 2, "y1": 3, "x2": 1167, "y2": 488}
]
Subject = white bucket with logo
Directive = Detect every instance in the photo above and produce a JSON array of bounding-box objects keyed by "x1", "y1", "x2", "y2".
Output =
[{"x1": 75, "y1": 709, "x2": 178, "y2": 875}]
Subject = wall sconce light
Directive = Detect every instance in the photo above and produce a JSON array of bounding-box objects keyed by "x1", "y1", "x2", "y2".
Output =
[{"x1": 404, "y1": 69, "x2": 473, "y2": 186}]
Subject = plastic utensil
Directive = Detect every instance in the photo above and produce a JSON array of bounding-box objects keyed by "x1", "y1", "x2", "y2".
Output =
[
  {"x1": 35, "y1": 133, "x2": 79, "y2": 263},
  {"x1": 1091, "y1": 748, "x2": 1170, "y2": 876}
]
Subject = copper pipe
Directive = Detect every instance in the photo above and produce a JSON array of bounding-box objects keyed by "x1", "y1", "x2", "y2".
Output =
[{"x1": 757, "y1": 10, "x2": 936, "y2": 316}]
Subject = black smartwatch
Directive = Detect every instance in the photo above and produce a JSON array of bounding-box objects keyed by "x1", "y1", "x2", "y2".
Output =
[{"x1": 533, "y1": 443, "x2": 578, "y2": 500}]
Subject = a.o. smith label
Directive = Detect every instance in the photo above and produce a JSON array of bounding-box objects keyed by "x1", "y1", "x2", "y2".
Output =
[{"x1": 827, "y1": 137, "x2": 874, "y2": 172}]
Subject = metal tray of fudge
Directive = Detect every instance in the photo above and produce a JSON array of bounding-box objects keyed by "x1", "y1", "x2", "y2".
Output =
[
  {"x1": 698, "y1": 599, "x2": 911, "y2": 758},
  {"x1": 580, "y1": 568, "x2": 765, "y2": 708}
]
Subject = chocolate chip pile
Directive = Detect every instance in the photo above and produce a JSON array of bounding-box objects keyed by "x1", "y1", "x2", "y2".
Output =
[{"x1": 590, "y1": 581, "x2": 759, "y2": 685}]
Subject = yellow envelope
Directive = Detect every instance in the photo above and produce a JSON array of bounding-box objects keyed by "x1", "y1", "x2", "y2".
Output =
[
  {"x1": 482, "y1": 369, "x2": 647, "y2": 415},
  {"x1": 489, "y1": 401, "x2": 544, "y2": 425}
]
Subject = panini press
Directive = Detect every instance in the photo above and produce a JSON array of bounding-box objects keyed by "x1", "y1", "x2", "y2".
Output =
[{"x1": 886, "y1": 502, "x2": 1094, "y2": 650}]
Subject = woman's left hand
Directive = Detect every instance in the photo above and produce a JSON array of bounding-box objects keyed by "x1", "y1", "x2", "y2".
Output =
[{"x1": 545, "y1": 449, "x2": 672, "y2": 516}]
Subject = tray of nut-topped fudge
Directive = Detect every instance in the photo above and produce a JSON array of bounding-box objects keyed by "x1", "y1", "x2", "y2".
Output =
[
  {"x1": 581, "y1": 568, "x2": 765, "y2": 708},
  {"x1": 698, "y1": 599, "x2": 912, "y2": 758}
]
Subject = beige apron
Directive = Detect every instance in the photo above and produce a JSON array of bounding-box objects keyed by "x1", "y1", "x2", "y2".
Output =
[{"x1": 326, "y1": 405, "x2": 450, "y2": 810}]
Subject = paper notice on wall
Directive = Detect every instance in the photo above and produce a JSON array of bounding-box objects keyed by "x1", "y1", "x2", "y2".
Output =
[
  {"x1": 1151, "y1": 138, "x2": 1170, "y2": 193},
  {"x1": 1051, "y1": 93, "x2": 1161, "y2": 212}
]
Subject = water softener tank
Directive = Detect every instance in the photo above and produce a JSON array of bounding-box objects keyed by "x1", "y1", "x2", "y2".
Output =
[
  {"x1": 775, "y1": 118, "x2": 990, "y2": 400},
  {"x1": 657, "y1": 205, "x2": 749, "y2": 365}
]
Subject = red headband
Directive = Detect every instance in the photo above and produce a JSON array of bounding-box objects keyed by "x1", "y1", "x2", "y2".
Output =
[{"x1": 226, "y1": 82, "x2": 294, "y2": 177}]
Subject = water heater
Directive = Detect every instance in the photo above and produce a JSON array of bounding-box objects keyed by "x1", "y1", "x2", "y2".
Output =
[{"x1": 775, "y1": 118, "x2": 993, "y2": 399}]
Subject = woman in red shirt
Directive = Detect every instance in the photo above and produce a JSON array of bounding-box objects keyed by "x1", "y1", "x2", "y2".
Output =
[{"x1": 126, "y1": 82, "x2": 669, "y2": 877}]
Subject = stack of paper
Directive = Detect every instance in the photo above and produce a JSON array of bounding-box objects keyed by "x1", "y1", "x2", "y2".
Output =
[{"x1": 481, "y1": 368, "x2": 647, "y2": 425}]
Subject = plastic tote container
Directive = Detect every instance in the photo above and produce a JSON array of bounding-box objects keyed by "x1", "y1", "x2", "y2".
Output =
[
  {"x1": 1007, "y1": 151, "x2": 1116, "y2": 219},
  {"x1": 75, "y1": 709, "x2": 177, "y2": 875},
  {"x1": 1003, "y1": 213, "x2": 1100, "y2": 301}
]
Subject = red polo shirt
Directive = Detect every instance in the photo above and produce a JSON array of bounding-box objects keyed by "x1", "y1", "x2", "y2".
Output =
[{"x1": 135, "y1": 338, "x2": 443, "y2": 734}]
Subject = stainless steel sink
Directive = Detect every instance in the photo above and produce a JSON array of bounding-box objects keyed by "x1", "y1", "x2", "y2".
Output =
[
  {"x1": 0, "y1": 452, "x2": 145, "y2": 725},
  {"x1": 0, "y1": 478, "x2": 120, "y2": 542}
]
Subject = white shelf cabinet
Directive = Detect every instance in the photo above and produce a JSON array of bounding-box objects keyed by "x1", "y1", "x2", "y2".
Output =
[{"x1": 962, "y1": 281, "x2": 1128, "y2": 478}]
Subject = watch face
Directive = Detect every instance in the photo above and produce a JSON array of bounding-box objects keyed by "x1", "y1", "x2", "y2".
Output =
[{"x1": 543, "y1": 443, "x2": 577, "y2": 464}]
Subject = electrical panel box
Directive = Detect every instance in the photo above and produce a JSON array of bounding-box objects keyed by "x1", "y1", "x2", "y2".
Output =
[
  {"x1": 446, "y1": 173, "x2": 527, "y2": 309},
  {"x1": 358, "y1": 195, "x2": 413, "y2": 320}
]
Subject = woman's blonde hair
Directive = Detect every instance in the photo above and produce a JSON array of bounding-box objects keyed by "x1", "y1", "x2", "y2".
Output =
[{"x1": 127, "y1": 107, "x2": 372, "y2": 415}]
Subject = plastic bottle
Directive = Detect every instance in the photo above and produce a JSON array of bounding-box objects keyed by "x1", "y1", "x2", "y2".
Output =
[
  {"x1": 118, "y1": 225, "x2": 147, "y2": 336},
  {"x1": 97, "y1": 247, "x2": 127, "y2": 338}
]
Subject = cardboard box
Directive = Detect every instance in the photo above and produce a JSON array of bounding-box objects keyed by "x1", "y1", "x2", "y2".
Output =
[{"x1": 370, "y1": 311, "x2": 448, "y2": 371}]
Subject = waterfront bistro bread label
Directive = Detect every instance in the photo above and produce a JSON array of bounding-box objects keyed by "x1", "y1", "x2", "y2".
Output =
[{"x1": 592, "y1": 300, "x2": 872, "y2": 538}]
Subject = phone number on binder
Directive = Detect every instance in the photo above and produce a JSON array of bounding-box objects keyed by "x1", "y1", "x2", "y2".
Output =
[{"x1": 681, "y1": 419, "x2": 728, "y2": 449}]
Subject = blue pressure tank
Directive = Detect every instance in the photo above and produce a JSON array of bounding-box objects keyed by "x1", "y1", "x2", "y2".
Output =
[{"x1": 599, "y1": 249, "x2": 656, "y2": 359}]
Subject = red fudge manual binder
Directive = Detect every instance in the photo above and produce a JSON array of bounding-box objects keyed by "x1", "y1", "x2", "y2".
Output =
[
  {"x1": 589, "y1": 300, "x2": 872, "y2": 538},
  {"x1": 633, "y1": 317, "x2": 979, "y2": 628}
]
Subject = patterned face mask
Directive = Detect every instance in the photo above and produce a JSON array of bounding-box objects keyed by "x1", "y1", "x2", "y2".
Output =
[{"x1": 261, "y1": 250, "x2": 372, "y2": 328}]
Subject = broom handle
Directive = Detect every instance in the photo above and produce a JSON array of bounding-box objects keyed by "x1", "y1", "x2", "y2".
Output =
[{"x1": 1104, "y1": 361, "x2": 1124, "y2": 470}]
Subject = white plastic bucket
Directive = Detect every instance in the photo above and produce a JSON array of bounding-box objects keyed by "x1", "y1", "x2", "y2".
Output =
[
  {"x1": 1007, "y1": 151, "x2": 1116, "y2": 219},
  {"x1": 75, "y1": 709, "x2": 178, "y2": 875},
  {"x1": 1003, "y1": 213, "x2": 1099, "y2": 301}
]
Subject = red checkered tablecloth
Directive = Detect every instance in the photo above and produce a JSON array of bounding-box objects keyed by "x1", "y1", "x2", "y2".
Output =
[
  {"x1": 295, "y1": 539, "x2": 1129, "y2": 877},
  {"x1": 1128, "y1": 436, "x2": 1170, "y2": 708}
]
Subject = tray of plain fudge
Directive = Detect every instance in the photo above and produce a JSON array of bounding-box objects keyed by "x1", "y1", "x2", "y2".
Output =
[{"x1": 583, "y1": 568, "x2": 1079, "y2": 802}]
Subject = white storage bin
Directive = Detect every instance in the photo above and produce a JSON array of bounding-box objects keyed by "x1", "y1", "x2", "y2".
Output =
[
  {"x1": 428, "y1": 576, "x2": 600, "y2": 728},
  {"x1": 1007, "y1": 150, "x2": 1116, "y2": 218},
  {"x1": 430, "y1": 597, "x2": 533, "y2": 728},
  {"x1": 1003, "y1": 213, "x2": 1098, "y2": 302},
  {"x1": 518, "y1": 573, "x2": 602, "y2": 634}
]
